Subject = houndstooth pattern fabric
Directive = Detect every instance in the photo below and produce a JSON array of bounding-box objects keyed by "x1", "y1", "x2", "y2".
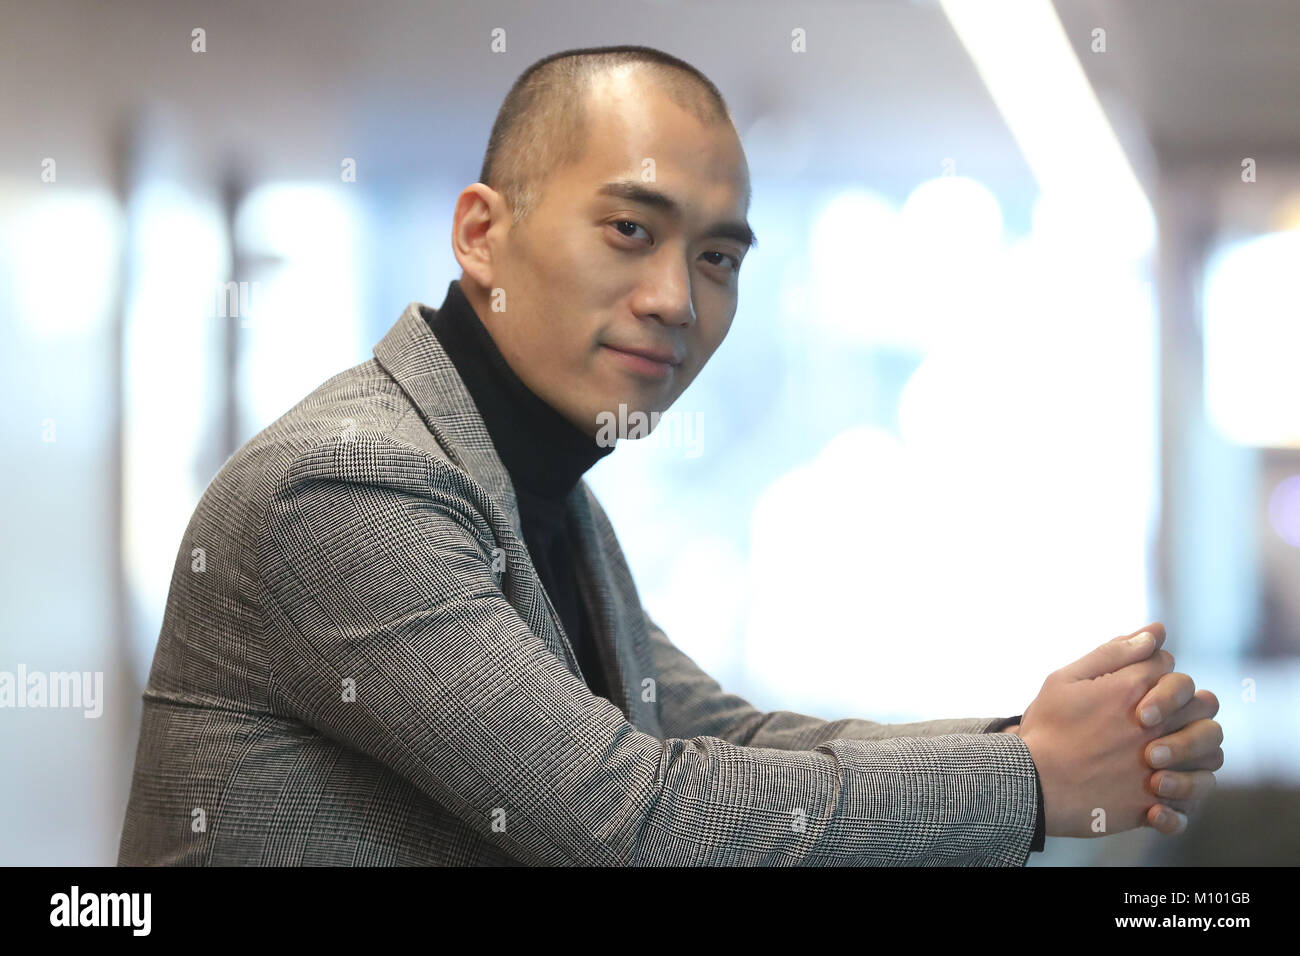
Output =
[{"x1": 116, "y1": 299, "x2": 1041, "y2": 866}]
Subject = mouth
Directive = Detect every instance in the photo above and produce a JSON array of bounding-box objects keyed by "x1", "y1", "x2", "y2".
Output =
[{"x1": 600, "y1": 343, "x2": 682, "y2": 380}]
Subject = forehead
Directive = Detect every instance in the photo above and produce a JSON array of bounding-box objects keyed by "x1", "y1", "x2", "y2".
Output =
[{"x1": 562, "y1": 68, "x2": 750, "y2": 212}]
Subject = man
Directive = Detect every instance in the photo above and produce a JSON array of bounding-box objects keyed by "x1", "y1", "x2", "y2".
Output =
[{"x1": 118, "y1": 45, "x2": 1223, "y2": 866}]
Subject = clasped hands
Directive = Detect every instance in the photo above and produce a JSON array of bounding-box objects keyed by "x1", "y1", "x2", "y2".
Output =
[{"x1": 999, "y1": 622, "x2": 1223, "y2": 839}]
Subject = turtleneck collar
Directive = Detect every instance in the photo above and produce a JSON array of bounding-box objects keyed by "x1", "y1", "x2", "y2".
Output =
[{"x1": 425, "y1": 279, "x2": 614, "y2": 501}]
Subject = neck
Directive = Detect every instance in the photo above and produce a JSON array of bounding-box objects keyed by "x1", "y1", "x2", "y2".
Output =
[
  {"x1": 428, "y1": 278, "x2": 613, "y2": 500},
  {"x1": 458, "y1": 276, "x2": 602, "y2": 441}
]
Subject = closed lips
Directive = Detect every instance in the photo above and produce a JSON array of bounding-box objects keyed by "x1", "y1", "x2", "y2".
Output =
[{"x1": 605, "y1": 344, "x2": 682, "y2": 365}]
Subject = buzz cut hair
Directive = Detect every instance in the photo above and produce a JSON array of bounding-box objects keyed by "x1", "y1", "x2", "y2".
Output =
[{"x1": 478, "y1": 45, "x2": 735, "y2": 226}]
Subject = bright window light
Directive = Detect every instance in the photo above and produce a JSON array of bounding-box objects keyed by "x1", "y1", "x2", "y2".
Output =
[
  {"x1": 1203, "y1": 230, "x2": 1300, "y2": 448},
  {"x1": 1, "y1": 185, "x2": 122, "y2": 340},
  {"x1": 121, "y1": 181, "x2": 227, "y2": 676},
  {"x1": 940, "y1": 0, "x2": 1154, "y2": 261},
  {"x1": 234, "y1": 183, "x2": 364, "y2": 437}
]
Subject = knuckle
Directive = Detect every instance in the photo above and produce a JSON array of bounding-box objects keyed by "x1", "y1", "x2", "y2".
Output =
[{"x1": 1124, "y1": 669, "x2": 1149, "y2": 694}]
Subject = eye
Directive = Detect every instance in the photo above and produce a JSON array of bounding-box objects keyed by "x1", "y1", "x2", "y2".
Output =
[
  {"x1": 701, "y1": 250, "x2": 741, "y2": 272},
  {"x1": 611, "y1": 220, "x2": 651, "y2": 242}
]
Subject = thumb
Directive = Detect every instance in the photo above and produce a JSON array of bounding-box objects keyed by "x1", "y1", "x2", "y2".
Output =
[{"x1": 1064, "y1": 622, "x2": 1166, "y2": 681}]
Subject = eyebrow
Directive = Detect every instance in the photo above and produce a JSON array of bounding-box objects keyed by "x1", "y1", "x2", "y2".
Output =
[{"x1": 596, "y1": 180, "x2": 758, "y2": 249}]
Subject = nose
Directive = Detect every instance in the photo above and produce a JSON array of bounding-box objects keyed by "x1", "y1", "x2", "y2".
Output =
[{"x1": 634, "y1": 253, "x2": 695, "y2": 328}]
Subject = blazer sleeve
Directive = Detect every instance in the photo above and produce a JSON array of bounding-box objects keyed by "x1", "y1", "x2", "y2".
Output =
[
  {"x1": 644, "y1": 615, "x2": 1014, "y2": 746},
  {"x1": 256, "y1": 437, "x2": 1041, "y2": 866}
]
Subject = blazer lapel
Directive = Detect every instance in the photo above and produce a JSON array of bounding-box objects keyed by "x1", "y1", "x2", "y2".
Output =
[
  {"x1": 372, "y1": 302, "x2": 522, "y2": 536},
  {"x1": 567, "y1": 482, "x2": 659, "y2": 733},
  {"x1": 373, "y1": 301, "x2": 644, "y2": 726}
]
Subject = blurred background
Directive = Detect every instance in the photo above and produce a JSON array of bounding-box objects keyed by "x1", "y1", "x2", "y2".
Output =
[{"x1": 2, "y1": 0, "x2": 1297, "y2": 866}]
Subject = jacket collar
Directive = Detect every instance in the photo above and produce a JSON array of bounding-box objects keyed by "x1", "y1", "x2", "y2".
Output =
[
  {"x1": 372, "y1": 300, "x2": 643, "y2": 722},
  {"x1": 373, "y1": 300, "x2": 525, "y2": 532}
]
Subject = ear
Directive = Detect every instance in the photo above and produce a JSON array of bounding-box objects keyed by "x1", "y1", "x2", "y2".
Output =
[{"x1": 451, "y1": 183, "x2": 508, "y2": 290}]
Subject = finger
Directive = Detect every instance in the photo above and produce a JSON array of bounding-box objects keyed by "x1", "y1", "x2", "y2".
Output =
[
  {"x1": 1150, "y1": 768, "x2": 1217, "y2": 802},
  {"x1": 1117, "y1": 622, "x2": 1167, "y2": 653},
  {"x1": 1152, "y1": 689, "x2": 1219, "y2": 735},
  {"x1": 1066, "y1": 623, "x2": 1166, "y2": 681},
  {"x1": 1146, "y1": 718, "x2": 1225, "y2": 769},
  {"x1": 1136, "y1": 672, "x2": 1197, "y2": 728},
  {"x1": 1168, "y1": 746, "x2": 1225, "y2": 773},
  {"x1": 1146, "y1": 803, "x2": 1189, "y2": 835},
  {"x1": 1113, "y1": 649, "x2": 1175, "y2": 693}
]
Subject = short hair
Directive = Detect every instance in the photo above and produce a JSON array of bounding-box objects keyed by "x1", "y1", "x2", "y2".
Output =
[{"x1": 478, "y1": 45, "x2": 735, "y2": 226}]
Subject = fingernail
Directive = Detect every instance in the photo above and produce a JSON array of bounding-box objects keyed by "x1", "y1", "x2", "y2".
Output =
[
  {"x1": 1127, "y1": 631, "x2": 1153, "y2": 648},
  {"x1": 1140, "y1": 705, "x2": 1161, "y2": 727},
  {"x1": 1156, "y1": 810, "x2": 1170, "y2": 827},
  {"x1": 1158, "y1": 776, "x2": 1176, "y2": 796},
  {"x1": 1173, "y1": 811, "x2": 1188, "y2": 832},
  {"x1": 1150, "y1": 745, "x2": 1172, "y2": 767}
]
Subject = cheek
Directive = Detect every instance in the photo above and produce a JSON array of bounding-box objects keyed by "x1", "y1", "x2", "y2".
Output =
[
  {"x1": 694, "y1": 311, "x2": 734, "y2": 361},
  {"x1": 536, "y1": 218, "x2": 602, "y2": 278},
  {"x1": 509, "y1": 220, "x2": 587, "y2": 303},
  {"x1": 673, "y1": 329, "x2": 728, "y2": 395}
]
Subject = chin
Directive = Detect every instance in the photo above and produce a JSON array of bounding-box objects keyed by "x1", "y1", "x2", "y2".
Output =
[{"x1": 591, "y1": 398, "x2": 673, "y2": 445}]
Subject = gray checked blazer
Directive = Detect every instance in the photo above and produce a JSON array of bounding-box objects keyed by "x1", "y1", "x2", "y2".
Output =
[{"x1": 117, "y1": 298, "x2": 1042, "y2": 866}]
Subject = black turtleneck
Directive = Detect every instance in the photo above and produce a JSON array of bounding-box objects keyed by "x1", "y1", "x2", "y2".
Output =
[{"x1": 426, "y1": 279, "x2": 616, "y2": 705}]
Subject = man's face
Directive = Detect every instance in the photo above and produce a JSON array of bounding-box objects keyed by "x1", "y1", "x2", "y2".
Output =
[{"x1": 455, "y1": 69, "x2": 753, "y2": 439}]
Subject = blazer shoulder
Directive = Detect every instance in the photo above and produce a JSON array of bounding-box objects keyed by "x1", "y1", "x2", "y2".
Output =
[
  {"x1": 255, "y1": 357, "x2": 427, "y2": 453},
  {"x1": 203, "y1": 357, "x2": 478, "y2": 537}
]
